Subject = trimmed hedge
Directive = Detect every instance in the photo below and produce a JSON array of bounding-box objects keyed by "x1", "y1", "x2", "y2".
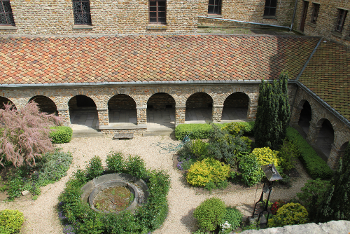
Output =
[
  {"x1": 286, "y1": 127, "x2": 333, "y2": 179},
  {"x1": 175, "y1": 122, "x2": 254, "y2": 140},
  {"x1": 50, "y1": 126, "x2": 73, "y2": 144}
]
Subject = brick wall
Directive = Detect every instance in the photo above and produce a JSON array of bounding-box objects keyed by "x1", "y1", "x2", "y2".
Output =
[
  {"x1": 293, "y1": 0, "x2": 350, "y2": 47},
  {"x1": 0, "y1": 0, "x2": 198, "y2": 35}
]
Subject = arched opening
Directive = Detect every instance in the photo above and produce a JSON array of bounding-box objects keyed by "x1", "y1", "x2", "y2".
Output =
[
  {"x1": 316, "y1": 119, "x2": 334, "y2": 158},
  {"x1": 68, "y1": 95, "x2": 98, "y2": 129},
  {"x1": 185, "y1": 92, "x2": 212, "y2": 123},
  {"x1": 108, "y1": 94, "x2": 137, "y2": 125},
  {"x1": 298, "y1": 100, "x2": 312, "y2": 134},
  {"x1": 29, "y1": 95, "x2": 58, "y2": 115},
  {"x1": 0, "y1": 96, "x2": 15, "y2": 109},
  {"x1": 147, "y1": 93, "x2": 175, "y2": 128},
  {"x1": 222, "y1": 92, "x2": 249, "y2": 122}
]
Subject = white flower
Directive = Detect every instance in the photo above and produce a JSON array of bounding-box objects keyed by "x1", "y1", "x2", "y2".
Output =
[{"x1": 220, "y1": 221, "x2": 231, "y2": 230}]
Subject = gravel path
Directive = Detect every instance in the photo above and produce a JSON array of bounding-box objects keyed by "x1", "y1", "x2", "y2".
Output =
[{"x1": 0, "y1": 136, "x2": 311, "y2": 234}]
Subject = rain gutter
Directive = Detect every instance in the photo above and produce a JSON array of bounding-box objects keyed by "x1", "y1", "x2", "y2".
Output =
[
  {"x1": 290, "y1": 0, "x2": 299, "y2": 31},
  {"x1": 198, "y1": 16, "x2": 290, "y2": 30}
]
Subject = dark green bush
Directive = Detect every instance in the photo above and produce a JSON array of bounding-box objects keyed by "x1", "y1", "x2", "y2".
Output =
[
  {"x1": 59, "y1": 154, "x2": 170, "y2": 234},
  {"x1": 125, "y1": 155, "x2": 147, "y2": 179},
  {"x1": 221, "y1": 207, "x2": 242, "y2": 233},
  {"x1": 190, "y1": 139, "x2": 209, "y2": 161},
  {"x1": 238, "y1": 154, "x2": 264, "y2": 187},
  {"x1": 175, "y1": 123, "x2": 225, "y2": 140},
  {"x1": 86, "y1": 156, "x2": 104, "y2": 180},
  {"x1": 50, "y1": 126, "x2": 73, "y2": 144},
  {"x1": 286, "y1": 127, "x2": 333, "y2": 179},
  {"x1": 106, "y1": 152, "x2": 124, "y2": 173},
  {"x1": 278, "y1": 139, "x2": 300, "y2": 172},
  {"x1": 193, "y1": 197, "x2": 226, "y2": 232},
  {"x1": 0, "y1": 209, "x2": 24, "y2": 234}
]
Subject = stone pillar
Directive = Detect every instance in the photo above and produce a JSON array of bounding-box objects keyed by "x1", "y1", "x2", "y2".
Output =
[
  {"x1": 306, "y1": 122, "x2": 320, "y2": 145},
  {"x1": 212, "y1": 105, "x2": 223, "y2": 123},
  {"x1": 175, "y1": 106, "x2": 186, "y2": 126},
  {"x1": 97, "y1": 108, "x2": 109, "y2": 126},
  {"x1": 327, "y1": 144, "x2": 341, "y2": 170},
  {"x1": 290, "y1": 106, "x2": 303, "y2": 127},
  {"x1": 137, "y1": 106, "x2": 147, "y2": 125},
  {"x1": 57, "y1": 109, "x2": 70, "y2": 125}
]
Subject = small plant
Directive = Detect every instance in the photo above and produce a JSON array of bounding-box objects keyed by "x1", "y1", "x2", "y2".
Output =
[
  {"x1": 250, "y1": 147, "x2": 280, "y2": 168},
  {"x1": 191, "y1": 139, "x2": 209, "y2": 161},
  {"x1": 49, "y1": 126, "x2": 73, "y2": 144},
  {"x1": 220, "y1": 206, "x2": 242, "y2": 233},
  {"x1": 0, "y1": 209, "x2": 24, "y2": 234},
  {"x1": 106, "y1": 152, "x2": 124, "y2": 173},
  {"x1": 86, "y1": 156, "x2": 104, "y2": 180},
  {"x1": 268, "y1": 202, "x2": 308, "y2": 227},
  {"x1": 193, "y1": 197, "x2": 226, "y2": 232},
  {"x1": 125, "y1": 155, "x2": 147, "y2": 179},
  {"x1": 186, "y1": 158, "x2": 230, "y2": 187},
  {"x1": 278, "y1": 139, "x2": 299, "y2": 172},
  {"x1": 238, "y1": 154, "x2": 264, "y2": 187},
  {"x1": 222, "y1": 122, "x2": 254, "y2": 136},
  {"x1": 271, "y1": 200, "x2": 286, "y2": 215}
]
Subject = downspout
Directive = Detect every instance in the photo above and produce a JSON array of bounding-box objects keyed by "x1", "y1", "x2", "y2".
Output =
[{"x1": 290, "y1": 0, "x2": 299, "y2": 31}]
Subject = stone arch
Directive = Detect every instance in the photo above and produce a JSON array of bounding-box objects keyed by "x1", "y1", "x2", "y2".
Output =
[
  {"x1": 185, "y1": 92, "x2": 213, "y2": 122},
  {"x1": 222, "y1": 92, "x2": 250, "y2": 121},
  {"x1": 108, "y1": 94, "x2": 137, "y2": 124},
  {"x1": 29, "y1": 95, "x2": 58, "y2": 115},
  {"x1": 298, "y1": 100, "x2": 312, "y2": 134},
  {"x1": 0, "y1": 96, "x2": 16, "y2": 109},
  {"x1": 68, "y1": 95, "x2": 98, "y2": 129},
  {"x1": 316, "y1": 118, "x2": 335, "y2": 158},
  {"x1": 147, "y1": 93, "x2": 176, "y2": 128}
]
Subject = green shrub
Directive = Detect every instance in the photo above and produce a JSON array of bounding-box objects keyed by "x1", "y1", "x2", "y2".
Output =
[
  {"x1": 106, "y1": 152, "x2": 124, "y2": 173},
  {"x1": 250, "y1": 147, "x2": 280, "y2": 168},
  {"x1": 238, "y1": 154, "x2": 264, "y2": 187},
  {"x1": 86, "y1": 156, "x2": 104, "y2": 180},
  {"x1": 125, "y1": 155, "x2": 147, "y2": 179},
  {"x1": 0, "y1": 209, "x2": 24, "y2": 234},
  {"x1": 193, "y1": 197, "x2": 226, "y2": 232},
  {"x1": 268, "y1": 202, "x2": 308, "y2": 227},
  {"x1": 286, "y1": 127, "x2": 333, "y2": 179},
  {"x1": 277, "y1": 139, "x2": 300, "y2": 172},
  {"x1": 186, "y1": 158, "x2": 230, "y2": 187},
  {"x1": 50, "y1": 126, "x2": 73, "y2": 144},
  {"x1": 297, "y1": 179, "x2": 331, "y2": 217},
  {"x1": 190, "y1": 139, "x2": 209, "y2": 161},
  {"x1": 222, "y1": 122, "x2": 254, "y2": 136},
  {"x1": 220, "y1": 207, "x2": 242, "y2": 233},
  {"x1": 175, "y1": 123, "x2": 227, "y2": 140}
]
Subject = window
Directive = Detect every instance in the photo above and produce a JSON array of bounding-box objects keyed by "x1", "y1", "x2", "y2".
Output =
[
  {"x1": 208, "y1": 0, "x2": 222, "y2": 15},
  {"x1": 72, "y1": 0, "x2": 92, "y2": 25},
  {"x1": 335, "y1": 9, "x2": 347, "y2": 33},
  {"x1": 0, "y1": 0, "x2": 15, "y2": 26},
  {"x1": 149, "y1": 0, "x2": 166, "y2": 24},
  {"x1": 264, "y1": 0, "x2": 277, "y2": 17},
  {"x1": 311, "y1": 3, "x2": 320, "y2": 24}
]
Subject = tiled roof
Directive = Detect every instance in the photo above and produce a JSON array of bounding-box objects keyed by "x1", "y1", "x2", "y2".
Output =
[
  {"x1": 0, "y1": 35, "x2": 319, "y2": 85},
  {"x1": 299, "y1": 41, "x2": 350, "y2": 121}
]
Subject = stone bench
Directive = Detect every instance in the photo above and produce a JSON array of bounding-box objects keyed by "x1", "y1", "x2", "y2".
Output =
[{"x1": 113, "y1": 133, "x2": 134, "y2": 140}]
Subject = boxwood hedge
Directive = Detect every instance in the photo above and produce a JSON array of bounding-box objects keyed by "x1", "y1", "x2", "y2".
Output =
[{"x1": 50, "y1": 126, "x2": 73, "y2": 144}]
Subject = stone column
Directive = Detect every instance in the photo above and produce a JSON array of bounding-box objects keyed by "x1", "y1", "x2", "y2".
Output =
[
  {"x1": 306, "y1": 122, "x2": 320, "y2": 145},
  {"x1": 137, "y1": 106, "x2": 147, "y2": 125},
  {"x1": 97, "y1": 108, "x2": 109, "y2": 126},
  {"x1": 290, "y1": 106, "x2": 303, "y2": 127},
  {"x1": 175, "y1": 106, "x2": 186, "y2": 126},
  {"x1": 212, "y1": 105, "x2": 223, "y2": 123},
  {"x1": 327, "y1": 144, "x2": 341, "y2": 170},
  {"x1": 57, "y1": 109, "x2": 70, "y2": 125}
]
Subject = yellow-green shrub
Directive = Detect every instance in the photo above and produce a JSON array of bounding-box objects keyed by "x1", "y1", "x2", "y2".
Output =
[
  {"x1": 268, "y1": 203, "x2": 308, "y2": 227},
  {"x1": 186, "y1": 158, "x2": 230, "y2": 187},
  {"x1": 0, "y1": 209, "x2": 24, "y2": 234},
  {"x1": 250, "y1": 147, "x2": 279, "y2": 167}
]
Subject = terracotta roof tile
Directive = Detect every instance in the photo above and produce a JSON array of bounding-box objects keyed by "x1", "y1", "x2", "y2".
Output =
[{"x1": 0, "y1": 35, "x2": 319, "y2": 85}]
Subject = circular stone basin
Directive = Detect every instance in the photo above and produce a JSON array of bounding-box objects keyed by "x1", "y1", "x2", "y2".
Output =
[
  {"x1": 89, "y1": 181, "x2": 139, "y2": 213},
  {"x1": 81, "y1": 173, "x2": 149, "y2": 214}
]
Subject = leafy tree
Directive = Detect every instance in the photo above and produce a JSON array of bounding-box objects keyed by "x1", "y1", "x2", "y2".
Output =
[
  {"x1": 254, "y1": 73, "x2": 290, "y2": 150},
  {"x1": 0, "y1": 102, "x2": 61, "y2": 167},
  {"x1": 315, "y1": 144, "x2": 350, "y2": 222}
]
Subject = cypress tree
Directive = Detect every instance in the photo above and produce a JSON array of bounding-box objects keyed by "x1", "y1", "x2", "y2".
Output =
[
  {"x1": 253, "y1": 73, "x2": 290, "y2": 150},
  {"x1": 315, "y1": 144, "x2": 350, "y2": 222}
]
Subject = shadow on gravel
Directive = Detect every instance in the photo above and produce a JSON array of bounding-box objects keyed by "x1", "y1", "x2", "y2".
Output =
[{"x1": 181, "y1": 208, "x2": 197, "y2": 233}]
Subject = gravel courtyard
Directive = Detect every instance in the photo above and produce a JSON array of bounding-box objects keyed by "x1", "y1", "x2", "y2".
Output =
[{"x1": 0, "y1": 135, "x2": 311, "y2": 234}]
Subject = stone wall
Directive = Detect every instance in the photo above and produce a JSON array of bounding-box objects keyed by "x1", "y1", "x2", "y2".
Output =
[
  {"x1": 0, "y1": 0, "x2": 198, "y2": 35},
  {"x1": 198, "y1": 0, "x2": 295, "y2": 27},
  {"x1": 293, "y1": 0, "x2": 350, "y2": 47},
  {"x1": 290, "y1": 87, "x2": 350, "y2": 169}
]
